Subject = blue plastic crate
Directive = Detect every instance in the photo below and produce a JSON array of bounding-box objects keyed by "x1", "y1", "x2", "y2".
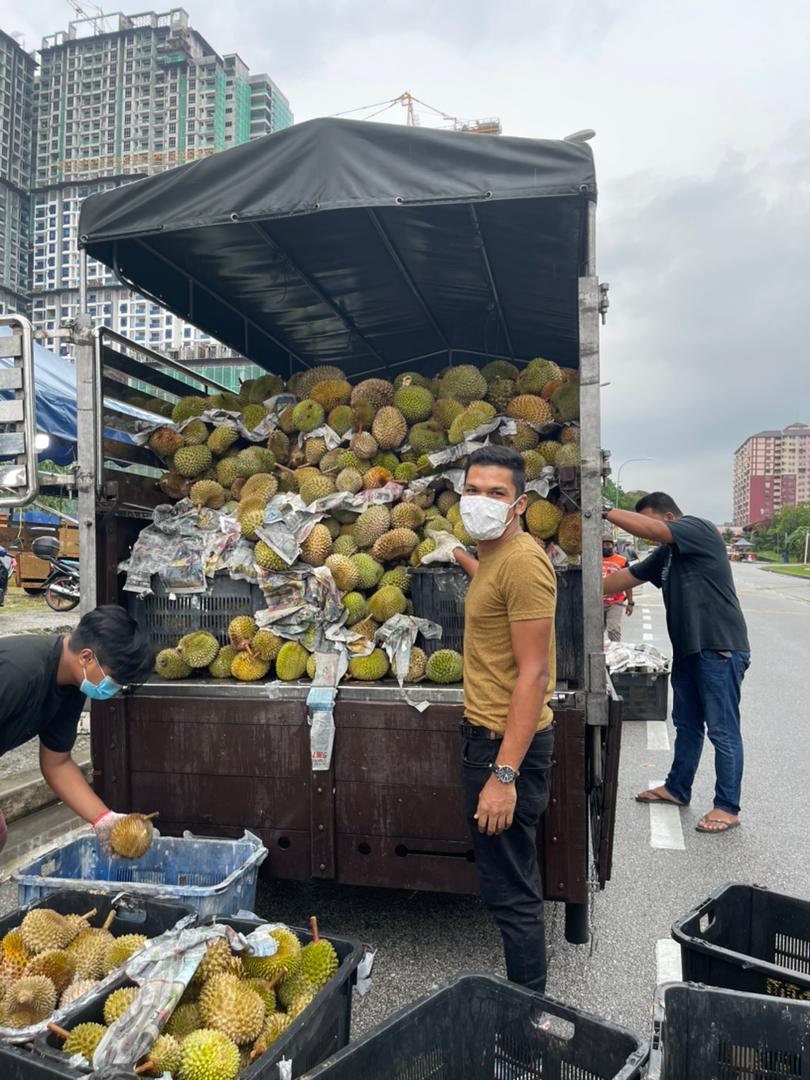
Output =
[{"x1": 13, "y1": 830, "x2": 267, "y2": 919}]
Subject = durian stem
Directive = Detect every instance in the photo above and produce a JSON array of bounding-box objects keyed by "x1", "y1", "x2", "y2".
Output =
[
  {"x1": 268, "y1": 972, "x2": 284, "y2": 990},
  {"x1": 250, "y1": 1043, "x2": 267, "y2": 1061},
  {"x1": 309, "y1": 915, "x2": 320, "y2": 943},
  {"x1": 102, "y1": 910, "x2": 117, "y2": 932},
  {"x1": 79, "y1": 908, "x2": 97, "y2": 921},
  {"x1": 47, "y1": 1022, "x2": 70, "y2": 1042},
  {"x1": 134, "y1": 1061, "x2": 157, "y2": 1076},
  {"x1": 274, "y1": 463, "x2": 296, "y2": 475},
  {"x1": 143, "y1": 812, "x2": 160, "y2": 821}
]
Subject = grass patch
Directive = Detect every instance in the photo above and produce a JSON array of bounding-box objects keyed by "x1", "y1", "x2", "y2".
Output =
[
  {"x1": 761, "y1": 565, "x2": 810, "y2": 578},
  {"x1": 1, "y1": 587, "x2": 44, "y2": 613}
]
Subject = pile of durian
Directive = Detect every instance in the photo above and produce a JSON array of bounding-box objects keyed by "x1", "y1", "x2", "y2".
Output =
[
  {"x1": 145, "y1": 357, "x2": 581, "y2": 685},
  {"x1": 0, "y1": 906, "x2": 152, "y2": 1031},
  {"x1": 156, "y1": 618, "x2": 463, "y2": 686},
  {"x1": 49, "y1": 917, "x2": 338, "y2": 1080}
]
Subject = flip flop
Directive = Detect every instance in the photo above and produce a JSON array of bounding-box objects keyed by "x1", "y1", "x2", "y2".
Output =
[
  {"x1": 634, "y1": 791, "x2": 688, "y2": 807},
  {"x1": 696, "y1": 817, "x2": 740, "y2": 834}
]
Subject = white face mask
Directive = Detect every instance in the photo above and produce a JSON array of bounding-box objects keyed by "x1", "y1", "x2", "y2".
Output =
[{"x1": 459, "y1": 494, "x2": 521, "y2": 541}]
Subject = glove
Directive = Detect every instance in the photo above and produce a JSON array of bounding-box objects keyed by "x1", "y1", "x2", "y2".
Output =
[
  {"x1": 92, "y1": 810, "x2": 126, "y2": 856},
  {"x1": 421, "y1": 532, "x2": 464, "y2": 565}
]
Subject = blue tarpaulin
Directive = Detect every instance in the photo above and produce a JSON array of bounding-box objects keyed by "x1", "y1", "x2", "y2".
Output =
[{"x1": 0, "y1": 327, "x2": 139, "y2": 466}]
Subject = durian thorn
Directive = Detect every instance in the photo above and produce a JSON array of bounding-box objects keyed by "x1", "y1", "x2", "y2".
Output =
[
  {"x1": 134, "y1": 1061, "x2": 157, "y2": 1076},
  {"x1": 48, "y1": 1022, "x2": 70, "y2": 1042},
  {"x1": 79, "y1": 908, "x2": 97, "y2": 921},
  {"x1": 102, "y1": 910, "x2": 117, "y2": 932},
  {"x1": 309, "y1": 916, "x2": 320, "y2": 943},
  {"x1": 250, "y1": 1043, "x2": 267, "y2": 1061}
]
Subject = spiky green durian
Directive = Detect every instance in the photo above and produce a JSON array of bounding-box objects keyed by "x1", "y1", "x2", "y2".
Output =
[{"x1": 425, "y1": 649, "x2": 464, "y2": 684}]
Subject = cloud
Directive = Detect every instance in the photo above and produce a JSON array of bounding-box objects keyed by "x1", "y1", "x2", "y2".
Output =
[{"x1": 600, "y1": 128, "x2": 810, "y2": 520}]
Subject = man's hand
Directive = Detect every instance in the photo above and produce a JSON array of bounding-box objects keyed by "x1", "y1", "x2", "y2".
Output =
[
  {"x1": 421, "y1": 532, "x2": 463, "y2": 565},
  {"x1": 474, "y1": 775, "x2": 517, "y2": 836},
  {"x1": 92, "y1": 810, "x2": 126, "y2": 855},
  {"x1": 626, "y1": 603, "x2": 635, "y2": 618}
]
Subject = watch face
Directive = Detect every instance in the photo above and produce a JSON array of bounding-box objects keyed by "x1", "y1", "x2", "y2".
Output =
[{"x1": 494, "y1": 764, "x2": 516, "y2": 783}]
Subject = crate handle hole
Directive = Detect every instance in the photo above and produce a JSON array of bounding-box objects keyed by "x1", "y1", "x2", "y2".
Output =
[
  {"x1": 394, "y1": 844, "x2": 408, "y2": 857},
  {"x1": 699, "y1": 911, "x2": 716, "y2": 934},
  {"x1": 277, "y1": 836, "x2": 291, "y2": 849},
  {"x1": 357, "y1": 843, "x2": 371, "y2": 855}
]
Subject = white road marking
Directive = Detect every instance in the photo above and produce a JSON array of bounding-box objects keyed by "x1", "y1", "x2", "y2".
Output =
[
  {"x1": 643, "y1": 632, "x2": 654, "y2": 641},
  {"x1": 648, "y1": 780, "x2": 685, "y2": 850},
  {"x1": 647, "y1": 721, "x2": 670, "y2": 751},
  {"x1": 656, "y1": 938, "x2": 683, "y2": 984}
]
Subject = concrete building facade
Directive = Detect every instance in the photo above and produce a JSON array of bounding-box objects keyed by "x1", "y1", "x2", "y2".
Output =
[
  {"x1": 22, "y1": 8, "x2": 292, "y2": 364},
  {"x1": 733, "y1": 422, "x2": 810, "y2": 527},
  {"x1": 0, "y1": 30, "x2": 36, "y2": 314}
]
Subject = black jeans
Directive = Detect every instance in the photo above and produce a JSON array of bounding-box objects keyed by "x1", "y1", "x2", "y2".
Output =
[{"x1": 461, "y1": 722, "x2": 555, "y2": 993}]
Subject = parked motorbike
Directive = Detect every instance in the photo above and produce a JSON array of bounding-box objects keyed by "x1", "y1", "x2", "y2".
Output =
[{"x1": 31, "y1": 536, "x2": 80, "y2": 612}]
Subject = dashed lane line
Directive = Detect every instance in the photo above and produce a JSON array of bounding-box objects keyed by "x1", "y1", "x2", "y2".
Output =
[
  {"x1": 643, "y1": 633, "x2": 654, "y2": 641},
  {"x1": 647, "y1": 779, "x2": 685, "y2": 851},
  {"x1": 646, "y1": 722, "x2": 670, "y2": 751}
]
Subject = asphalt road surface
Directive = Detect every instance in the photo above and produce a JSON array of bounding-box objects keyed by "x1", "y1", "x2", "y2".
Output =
[{"x1": 0, "y1": 563, "x2": 805, "y2": 1047}]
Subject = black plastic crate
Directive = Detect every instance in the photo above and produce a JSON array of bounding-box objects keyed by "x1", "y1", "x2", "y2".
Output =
[
  {"x1": 672, "y1": 883, "x2": 810, "y2": 999},
  {"x1": 125, "y1": 575, "x2": 266, "y2": 651},
  {"x1": 610, "y1": 671, "x2": 669, "y2": 722},
  {"x1": 33, "y1": 915, "x2": 363, "y2": 1077},
  {"x1": 409, "y1": 566, "x2": 467, "y2": 655},
  {"x1": 0, "y1": 890, "x2": 194, "y2": 1078},
  {"x1": 648, "y1": 982, "x2": 810, "y2": 1080},
  {"x1": 302, "y1": 973, "x2": 648, "y2": 1080}
]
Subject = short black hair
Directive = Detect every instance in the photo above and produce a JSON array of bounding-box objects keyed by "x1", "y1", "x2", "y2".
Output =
[
  {"x1": 635, "y1": 492, "x2": 683, "y2": 517},
  {"x1": 465, "y1": 445, "x2": 525, "y2": 496},
  {"x1": 70, "y1": 605, "x2": 154, "y2": 686}
]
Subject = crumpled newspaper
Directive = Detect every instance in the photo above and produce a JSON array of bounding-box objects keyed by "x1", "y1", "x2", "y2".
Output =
[
  {"x1": 606, "y1": 641, "x2": 670, "y2": 673},
  {"x1": 121, "y1": 498, "x2": 208, "y2": 595},
  {"x1": 91, "y1": 920, "x2": 284, "y2": 1071},
  {"x1": 133, "y1": 393, "x2": 297, "y2": 447},
  {"x1": 375, "y1": 613, "x2": 443, "y2": 686}
]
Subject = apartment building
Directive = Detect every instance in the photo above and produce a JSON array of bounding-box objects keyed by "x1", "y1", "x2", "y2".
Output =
[
  {"x1": 0, "y1": 30, "x2": 36, "y2": 314},
  {"x1": 29, "y1": 8, "x2": 292, "y2": 364},
  {"x1": 733, "y1": 422, "x2": 810, "y2": 527}
]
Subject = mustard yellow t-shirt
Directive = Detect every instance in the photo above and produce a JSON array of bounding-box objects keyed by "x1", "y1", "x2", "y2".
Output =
[{"x1": 463, "y1": 532, "x2": 557, "y2": 733}]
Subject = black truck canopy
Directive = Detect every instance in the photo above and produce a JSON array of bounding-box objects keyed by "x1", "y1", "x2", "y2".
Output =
[{"x1": 79, "y1": 117, "x2": 596, "y2": 379}]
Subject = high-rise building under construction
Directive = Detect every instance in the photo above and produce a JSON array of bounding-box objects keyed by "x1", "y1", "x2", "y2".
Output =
[{"x1": 19, "y1": 8, "x2": 292, "y2": 377}]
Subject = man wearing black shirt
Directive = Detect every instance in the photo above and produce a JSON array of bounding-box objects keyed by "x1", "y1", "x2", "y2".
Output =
[
  {"x1": 603, "y1": 493, "x2": 750, "y2": 834},
  {"x1": 0, "y1": 605, "x2": 154, "y2": 854}
]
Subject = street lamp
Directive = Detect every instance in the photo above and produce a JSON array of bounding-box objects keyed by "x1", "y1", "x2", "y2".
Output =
[{"x1": 616, "y1": 457, "x2": 653, "y2": 508}]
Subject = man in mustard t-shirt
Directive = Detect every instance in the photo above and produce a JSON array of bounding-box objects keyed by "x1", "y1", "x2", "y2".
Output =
[{"x1": 423, "y1": 445, "x2": 557, "y2": 992}]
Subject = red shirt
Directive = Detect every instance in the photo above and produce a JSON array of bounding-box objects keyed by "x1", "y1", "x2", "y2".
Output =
[{"x1": 603, "y1": 552, "x2": 629, "y2": 606}]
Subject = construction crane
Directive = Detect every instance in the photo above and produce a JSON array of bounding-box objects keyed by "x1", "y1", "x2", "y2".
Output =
[
  {"x1": 65, "y1": 0, "x2": 109, "y2": 35},
  {"x1": 334, "y1": 91, "x2": 502, "y2": 136}
]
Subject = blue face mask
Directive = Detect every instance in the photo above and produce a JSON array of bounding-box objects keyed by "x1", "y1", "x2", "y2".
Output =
[{"x1": 81, "y1": 655, "x2": 122, "y2": 701}]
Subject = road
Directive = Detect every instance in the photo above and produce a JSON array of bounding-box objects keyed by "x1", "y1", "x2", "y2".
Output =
[{"x1": 0, "y1": 563, "x2": 806, "y2": 1046}]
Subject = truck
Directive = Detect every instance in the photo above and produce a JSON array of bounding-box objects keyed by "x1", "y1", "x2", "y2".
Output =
[{"x1": 0, "y1": 118, "x2": 618, "y2": 942}]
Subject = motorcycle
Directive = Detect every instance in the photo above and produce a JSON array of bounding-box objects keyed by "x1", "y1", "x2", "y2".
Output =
[{"x1": 31, "y1": 536, "x2": 80, "y2": 612}]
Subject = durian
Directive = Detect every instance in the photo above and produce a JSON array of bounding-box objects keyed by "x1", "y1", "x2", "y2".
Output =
[
  {"x1": 309, "y1": 379, "x2": 352, "y2": 410},
  {"x1": 393, "y1": 384, "x2": 434, "y2": 424},
  {"x1": 342, "y1": 592, "x2": 367, "y2": 625},
  {"x1": 241, "y1": 403, "x2": 268, "y2": 431},
  {"x1": 178, "y1": 631, "x2": 219, "y2": 669},
  {"x1": 432, "y1": 398, "x2": 465, "y2": 431},
  {"x1": 481, "y1": 359, "x2": 519, "y2": 382},
  {"x1": 20, "y1": 910, "x2": 73, "y2": 955},
  {"x1": 209, "y1": 645, "x2": 237, "y2": 678},
  {"x1": 300, "y1": 523, "x2": 333, "y2": 566},
  {"x1": 156, "y1": 648, "x2": 192, "y2": 680},
  {"x1": 293, "y1": 365, "x2": 346, "y2": 398},
  {"x1": 252, "y1": 1012, "x2": 291, "y2": 1056},
  {"x1": 227, "y1": 615, "x2": 257, "y2": 649},
  {"x1": 190, "y1": 479, "x2": 226, "y2": 509},
  {"x1": 231, "y1": 652, "x2": 270, "y2": 682},
  {"x1": 299, "y1": 474, "x2": 335, "y2": 505},
  {"x1": 324, "y1": 554, "x2": 361, "y2": 592},
  {"x1": 362, "y1": 466, "x2": 393, "y2": 490},
  {"x1": 557, "y1": 512, "x2": 582, "y2": 556},
  {"x1": 506, "y1": 395, "x2": 554, "y2": 426},
  {"x1": 148, "y1": 427, "x2": 184, "y2": 459},
  {"x1": 371, "y1": 528, "x2": 420, "y2": 563},
  {"x1": 199, "y1": 973, "x2": 264, "y2": 1046},
  {"x1": 426, "y1": 649, "x2": 464, "y2": 684},
  {"x1": 182, "y1": 419, "x2": 209, "y2": 446},
  {"x1": 243, "y1": 927, "x2": 302, "y2": 981},
  {"x1": 103, "y1": 984, "x2": 138, "y2": 1024},
  {"x1": 207, "y1": 425, "x2": 239, "y2": 456},
  {"x1": 300, "y1": 917, "x2": 339, "y2": 991},
  {"x1": 485, "y1": 377, "x2": 517, "y2": 412},
  {"x1": 291, "y1": 399, "x2": 325, "y2": 434},
  {"x1": 408, "y1": 421, "x2": 447, "y2": 456},
  {"x1": 178, "y1": 1029, "x2": 240, "y2": 1080},
  {"x1": 140, "y1": 1032, "x2": 182, "y2": 1078},
  {"x1": 350, "y1": 553, "x2": 384, "y2": 589},
  {"x1": 526, "y1": 499, "x2": 564, "y2": 539},
  {"x1": 254, "y1": 541, "x2": 289, "y2": 571},
  {"x1": 61, "y1": 1021, "x2": 107, "y2": 1061},
  {"x1": 380, "y1": 566, "x2": 410, "y2": 593},
  {"x1": 350, "y1": 378, "x2": 395, "y2": 410},
  {"x1": 276, "y1": 967, "x2": 314, "y2": 1009},
  {"x1": 166, "y1": 1001, "x2": 202, "y2": 1040},
  {"x1": 251, "y1": 629, "x2": 283, "y2": 662},
  {"x1": 172, "y1": 396, "x2": 207, "y2": 423},
  {"x1": 304, "y1": 435, "x2": 328, "y2": 465},
  {"x1": 348, "y1": 648, "x2": 390, "y2": 681},
  {"x1": 437, "y1": 365, "x2": 488, "y2": 405},
  {"x1": 327, "y1": 404, "x2": 353, "y2": 435},
  {"x1": 244, "y1": 977, "x2": 278, "y2": 1014},
  {"x1": 390, "y1": 503, "x2": 425, "y2": 530},
  {"x1": 103, "y1": 933, "x2": 147, "y2": 973},
  {"x1": 286, "y1": 990, "x2": 315, "y2": 1019},
  {"x1": 392, "y1": 645, "x2": 427, "y2": 683},
  {"x1": 275, "y1": 642, "x2": 309, "y2": 682},
  {"x1": 336, "y1": 467, "x2": 363, "y2": 493},
  {"x1": 2, "y1": 975, "x2": 57, "y2": 1027},
  {"x1": 352, "y1": 505, "x2": 391, "y2": 548},
  {"x1": 173, "y1": 445, "x2": 213, "y2": 478},
  {"x1": 240, "y1": 472, "x2": 278, "y2": 502},
  {"x1": 23, "y1": 949, "x2": 76, "y2": 993},
  {"x1": 349, "y1": 431, "x2": 378, "y2": 460},
  {"x1": 59, "y1": 979, "x2": 99, "y2": 1007}
]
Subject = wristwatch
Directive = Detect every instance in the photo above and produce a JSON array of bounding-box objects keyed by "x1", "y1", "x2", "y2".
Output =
[{"x1": 490, "y1": 762, "x2": 519, "y2": 784}]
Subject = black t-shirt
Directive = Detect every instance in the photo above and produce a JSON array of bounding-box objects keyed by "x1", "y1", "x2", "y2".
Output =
[
  {"x1": 630, "y1": 516, "x2": 750, "y2": 659},
  {"x1": 0, "y1": 634, "x2": 84, "y2": 755}
]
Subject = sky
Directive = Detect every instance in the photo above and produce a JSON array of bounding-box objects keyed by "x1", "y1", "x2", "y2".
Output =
[{"x1": 4, "y1": 0, "x2": 809, "y2": 521}]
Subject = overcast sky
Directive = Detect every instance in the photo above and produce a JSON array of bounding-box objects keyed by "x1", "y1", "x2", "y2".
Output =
[{"x1": 5, "y1": 0, "x2": 809, "y2": 521}]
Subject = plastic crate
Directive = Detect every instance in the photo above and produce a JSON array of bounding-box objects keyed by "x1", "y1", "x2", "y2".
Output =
[
  {"x1": 409, "y1": 566, "x2": 467, "y2": 655},
  {"x1": 33, "y1": 915, "x2": 363, "y2": 1079},
  {"x1": 0, "y1": 890, "x2": 193, "y2": 1074},
  {"x1": 672, "y1": 883, "x2": 810, "y2": 999},
  {"x1": 125, "y1": 574, "x2": 266, "y2": 651},
  {"x1": 13, "y1": 830, "x2": 267, "y2": 919},
  {"x1": 610, "y1": 671, "x2": 669, "y2": 721},
  {"x1": 302, "y1": 973, "x2": 648, "y2": 1080},
  {"x1": 648, "y1": 982, "x2": 810, "y2": 1080}
]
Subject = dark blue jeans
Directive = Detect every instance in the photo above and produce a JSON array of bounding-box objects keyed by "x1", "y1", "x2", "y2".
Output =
[{"x1": 667, "y1": 650, "x2": 750, "y2": 815}]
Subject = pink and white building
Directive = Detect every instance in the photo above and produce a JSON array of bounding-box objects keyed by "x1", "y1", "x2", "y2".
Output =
[{"x1": 733, "y1": 422, "x2": 810, "y2": 527}]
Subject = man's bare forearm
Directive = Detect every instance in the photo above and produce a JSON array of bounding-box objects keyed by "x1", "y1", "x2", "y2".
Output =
[
  {"x1": 41, "y1": 756, "x2": 108, "y2": 823},
  {"x1": 498, "y1": 672, "x2": 549, "y2": 771},
  {"x1": 454, "y1": 547, "x2": 479, "y2": 577},
  {"x1": 606, "y1": 509, "x2": 672, "y2": 544}
]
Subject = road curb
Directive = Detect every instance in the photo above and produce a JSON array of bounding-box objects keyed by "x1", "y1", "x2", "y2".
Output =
[{"x1": 0, "y1": 754, "x2": 92, "y2": 824}]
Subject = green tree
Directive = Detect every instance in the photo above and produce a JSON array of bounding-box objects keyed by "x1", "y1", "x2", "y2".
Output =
[
  {"x1": 603, "y1": 478, "x2": 648, "y2": 511},
  {"x1": 721, "y1": 528, "x2": 734, "y2": 544}
]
